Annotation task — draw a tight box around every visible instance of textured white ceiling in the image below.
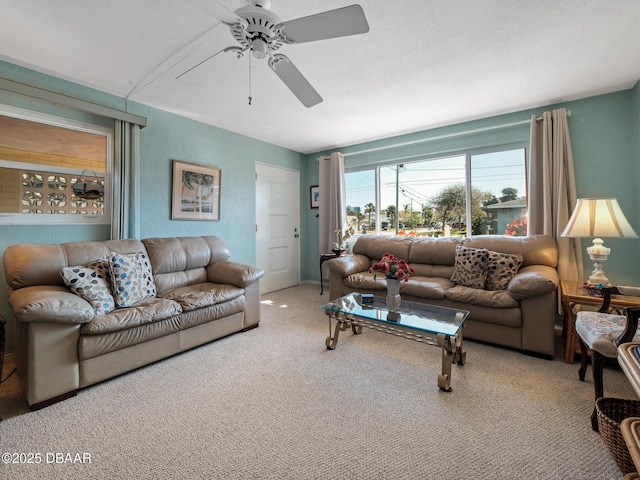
[1,0,639,154]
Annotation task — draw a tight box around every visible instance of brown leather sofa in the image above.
[3,235,263,409]
[326,235,558,357]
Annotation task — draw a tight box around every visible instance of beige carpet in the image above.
[0,283,636,479]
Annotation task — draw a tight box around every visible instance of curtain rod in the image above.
[319,110,571,159]
[0,77,147,127]
[534,110,571,122]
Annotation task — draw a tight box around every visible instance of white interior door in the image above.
[255,163,300,294]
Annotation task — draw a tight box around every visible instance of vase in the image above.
[385,278,401,313]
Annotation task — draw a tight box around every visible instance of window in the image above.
[345,169,375,234]
[470,149,527,236]
[0,107,112,224]
[344,146,527,239]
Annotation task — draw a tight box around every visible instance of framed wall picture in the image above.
[310,185,320,209]
[171,160,221,221]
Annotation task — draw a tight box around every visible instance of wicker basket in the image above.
[596,397,640,474]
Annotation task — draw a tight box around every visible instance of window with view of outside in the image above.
[344,147,527,241]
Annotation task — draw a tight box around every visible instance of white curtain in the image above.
[318,152,346,255]
[111,120,141,240]
[528,107,582,282]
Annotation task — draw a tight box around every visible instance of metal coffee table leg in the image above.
[437,332,465,392]
[325,313,361,349]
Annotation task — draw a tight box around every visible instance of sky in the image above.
[345,148,526,213]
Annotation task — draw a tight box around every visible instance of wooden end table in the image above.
[319,251,343,295]
[561,280,640,364]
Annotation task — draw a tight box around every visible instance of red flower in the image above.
[369,253,415,282]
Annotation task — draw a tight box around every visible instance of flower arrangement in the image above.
[369,252,415,282]
[333,224,355,250]
[505,214,528,236]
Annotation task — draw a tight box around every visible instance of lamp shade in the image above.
[561,198,638,238]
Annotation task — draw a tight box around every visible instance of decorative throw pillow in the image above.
[61,259,116,315]
[108,251,156,308]
[485,250,524,291]
[450,245,489,289]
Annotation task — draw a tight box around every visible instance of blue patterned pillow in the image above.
[61,259,116,315]
[108,251,156,308]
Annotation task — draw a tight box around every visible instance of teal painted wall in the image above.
[568,91,638,287]
[302,91,640,288]
[0,60,304,353]
[127,102,304,259]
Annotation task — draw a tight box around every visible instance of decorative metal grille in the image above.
[19,169,104,215]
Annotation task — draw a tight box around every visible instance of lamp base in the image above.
[587,241,610,286]
[588,272,610,286]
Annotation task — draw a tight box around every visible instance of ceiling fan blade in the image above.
[268,54,322,108]
[280,4,369,44]
[187,0,246,25]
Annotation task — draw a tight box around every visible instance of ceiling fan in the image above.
[181,0,370,107]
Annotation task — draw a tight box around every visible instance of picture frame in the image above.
[171,160,221,221]
[310,185,320,209]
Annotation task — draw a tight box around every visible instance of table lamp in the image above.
[561,198,638,285]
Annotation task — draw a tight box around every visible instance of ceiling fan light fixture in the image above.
[251,37,268,59]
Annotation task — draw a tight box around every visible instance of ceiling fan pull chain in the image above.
[248,54,253,106]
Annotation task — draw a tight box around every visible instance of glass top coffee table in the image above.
[321,293,469,392]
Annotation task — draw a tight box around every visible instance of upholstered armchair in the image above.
[576,286,640,430]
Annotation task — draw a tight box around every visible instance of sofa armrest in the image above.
[9,285,94,324]
[207,260,264,288]
[507,265,558,300]
[325,254,370,278]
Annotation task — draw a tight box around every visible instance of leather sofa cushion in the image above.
[463,235,557,268]
[446,285,519,308]
[3,239,145,289]
[399,276,451,300]
[79,316,181,360]
[408,236,462,265]
[344,272,386,291]
[153,268,208,295]
[180,295,246,330]
[352,235,412,264]
[344,273,452,300]
[80,297,182,335]
[158,283,244,312]
[9,285,94,324]
[207,260,264,288]
[507,265,558,299]
[142,236,230,274]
